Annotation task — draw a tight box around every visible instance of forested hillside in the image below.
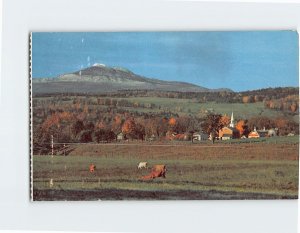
[32,86,299,154]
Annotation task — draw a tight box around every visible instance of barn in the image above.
[248,131,260,138]
[192,132,209,141]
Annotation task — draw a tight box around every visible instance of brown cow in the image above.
[141,173,154,181]
[141,164,167,180]
[152,164,167,178]
[89,164,96,173]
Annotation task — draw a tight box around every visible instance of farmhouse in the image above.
[117,132,125,141]
[192,132,209,141]
[248,127,277,138]
[148,134,156,141]
[257,127,269,137]
[267,128,277,137]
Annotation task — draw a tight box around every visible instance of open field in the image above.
[33,96,297,120]
[33,137,299,200]
[108,97,284,118]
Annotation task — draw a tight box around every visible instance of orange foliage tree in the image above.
[220,115,230,127]
[112,115,123,133]
[168,117,177,132]
[168,117,176,126]
[42,112,74,131]
[236,120,246,136]
[122,118,137,139]
[274,117,288,129]
[242,95,254,103]
[41,111,75,143]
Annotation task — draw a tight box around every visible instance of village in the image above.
[115,112,292,144]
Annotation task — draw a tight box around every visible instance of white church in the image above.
[218,112,239,140]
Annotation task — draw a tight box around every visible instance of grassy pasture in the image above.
[34,96,294,119]
[95,96,291,119]
[33,138,299,200]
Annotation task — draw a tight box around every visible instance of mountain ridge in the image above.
[32,64,233,94]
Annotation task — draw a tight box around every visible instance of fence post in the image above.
[51,135,54,157]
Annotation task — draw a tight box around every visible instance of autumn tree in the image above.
[33,125,52,155]
[174,116,194,133]
[168,117,177,131]
[42,113,60,132]
[85,121,95,131]
[274,117,298,136]
[41,112,75,143]
[78,130,93,143]
[112,115,123,134]
[93,129,116,142]
[122,118,137,139]
[242,96,254,103]
[247,116,275,130]
[201,114,224,143]
[135,123,146,140]
[235,120,249,136]
[71,120,84,139]
[220,114,230,127]
[144,118,157,138]
[157,117,169,137]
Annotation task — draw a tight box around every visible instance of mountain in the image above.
[32,64,232,94]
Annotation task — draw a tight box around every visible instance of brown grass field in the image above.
[32,137,299,201]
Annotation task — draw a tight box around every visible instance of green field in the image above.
[34,96,296,120]
[33,137,299,200]
[96,97,292,119]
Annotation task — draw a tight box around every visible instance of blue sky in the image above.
[32,31,299,91]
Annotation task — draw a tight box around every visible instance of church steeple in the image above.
[229,112,234,127]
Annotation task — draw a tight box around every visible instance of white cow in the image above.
[137,162,148,169]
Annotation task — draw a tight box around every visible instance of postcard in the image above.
[30,31,299,200]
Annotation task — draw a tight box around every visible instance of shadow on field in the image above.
[33,189,297,201]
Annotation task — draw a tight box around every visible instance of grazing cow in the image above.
[152,164,167,178]
[141,174,152,180]
[89,164,96,173]
[141,170,161,180]
[141,164,167,180]
[138,162,148,169]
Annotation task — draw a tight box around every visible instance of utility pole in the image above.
[50,135,54,188]
[51,135,54,157]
